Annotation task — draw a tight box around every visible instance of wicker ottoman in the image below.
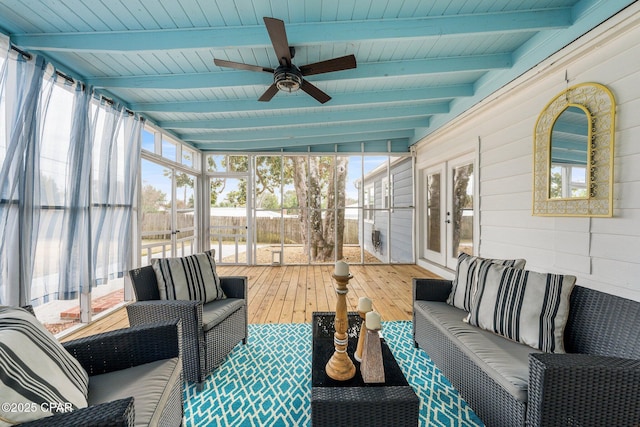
[311,312,419,427]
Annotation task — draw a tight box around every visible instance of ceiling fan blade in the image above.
[258,83,279,102]
[300,79,331,104]
[263,17,292,67]
[299,55,357,76]
[214,58,273,73]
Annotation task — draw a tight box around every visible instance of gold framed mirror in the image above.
[533,83,615,216]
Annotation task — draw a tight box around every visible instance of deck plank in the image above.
[60,264,440,341]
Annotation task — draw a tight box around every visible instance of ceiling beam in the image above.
[86,54,511,89]
[11,9,572,52]
[195,137,410,152]
[179,117,426,142]
[190,131,413,150]
[131,84,470,113]
[158,104,447,130]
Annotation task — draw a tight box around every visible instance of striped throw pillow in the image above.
[447,253,526,312]
[469,263,576,353]
[152,252,226,303]
[0,306,89,425]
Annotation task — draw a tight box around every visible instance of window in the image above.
[141,127,155,152]
[382,177,392,209]
[550,164,587,198]
[161,138,177,162]
[182,147,196,168]
[364,184,375,222]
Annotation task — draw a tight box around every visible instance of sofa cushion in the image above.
[447,253,526,311]
[415,300,540,402]
[0,306,89,425]
[152,252,226,304]
[87,358,181,427]
[469,263,576,353]
[202,298,245,332]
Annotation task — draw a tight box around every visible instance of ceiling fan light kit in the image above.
[213,17,357,104]
[274,65,302,92]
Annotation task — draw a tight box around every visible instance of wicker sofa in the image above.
[413,278,640,427]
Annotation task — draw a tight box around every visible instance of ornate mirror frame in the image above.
[533,82,615,217]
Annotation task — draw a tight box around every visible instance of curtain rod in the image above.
[10,44,31,60]
[9,44,137,118]
[10,44,76,86]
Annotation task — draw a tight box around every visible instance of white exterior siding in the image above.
[415,6,640,301]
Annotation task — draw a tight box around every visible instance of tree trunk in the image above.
[292,157,311,255]
[331,157,348,260]
[308,156,325,260]
[292,156,348,262]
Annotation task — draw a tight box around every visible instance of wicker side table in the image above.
[311,312,419,427]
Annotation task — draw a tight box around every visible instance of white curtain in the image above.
[0,37,141,306]
[90,101,141,288]
[0,40,55,306]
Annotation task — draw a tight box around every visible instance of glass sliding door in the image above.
[140,158,198,265]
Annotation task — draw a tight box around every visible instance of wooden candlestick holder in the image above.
[361,327,385,383]
[325,273,356,381]
[354,310,370,362]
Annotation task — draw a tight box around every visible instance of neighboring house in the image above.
[356,156,413,263]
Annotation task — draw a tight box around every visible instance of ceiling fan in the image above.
[213,17,357,104]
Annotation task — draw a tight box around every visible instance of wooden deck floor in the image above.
[61,264,439,342]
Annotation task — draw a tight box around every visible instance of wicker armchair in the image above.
[18,319,183,427]
[127,264,248,390]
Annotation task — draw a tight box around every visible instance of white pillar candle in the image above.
[357,297,372,312]
[335,260,349,276]
[366,311,382,330]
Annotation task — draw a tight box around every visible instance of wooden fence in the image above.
[142,212,360,244]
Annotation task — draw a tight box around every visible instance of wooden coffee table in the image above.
[311,311,419,427]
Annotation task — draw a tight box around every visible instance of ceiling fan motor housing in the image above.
[274,65,303,92]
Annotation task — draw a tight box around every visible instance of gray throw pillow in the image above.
[152,252,226,303]
[0,306,89,425]
[447,253,526,312]
[469,262,576,353]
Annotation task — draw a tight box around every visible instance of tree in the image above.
[163,169,193,207]
[218,155,348,261]
[203,154,349,261]
[258,193,279,210]
[283,190,299,209]
[287,156,348,261]
[141,184,167,213]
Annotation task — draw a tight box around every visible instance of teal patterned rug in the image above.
[184,321,484,426]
